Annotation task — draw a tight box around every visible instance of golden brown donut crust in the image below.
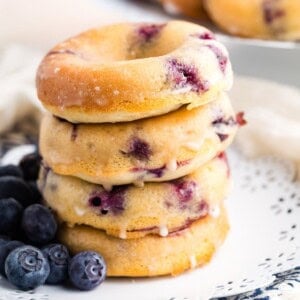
[36,21,233,123]
[40,155,230,239]
[58,205,229,277]
[39,94,237,186]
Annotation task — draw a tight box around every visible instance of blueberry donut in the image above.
[40,155,229,239]
[36,21,233,123]
[59,205,228,276]
[158,0,206,19]
[39,93,237,186]
[204,0,300,40]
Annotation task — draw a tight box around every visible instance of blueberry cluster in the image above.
[0,152,106,291]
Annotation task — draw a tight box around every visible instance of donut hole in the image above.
[76,24,193,62]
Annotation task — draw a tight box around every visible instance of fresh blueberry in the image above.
[27,181,42,203]
[69,251,106,290]
[0,198,23,234]
[0,176,32,207]
[0,240,24,275]
[22,204,57,245]
[5,245,50,291]
[19,152,41,181]
[0,165,23,178]
[42,244,69,284]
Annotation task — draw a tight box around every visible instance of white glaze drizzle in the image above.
[74,206,86,216]
[102,182,112,192]
[163,1,181,15]
[184,141,202,152]
[209,205,220,218]
[189,255,197,269]
[119,228,127,239]
[159,225,169,237]
[133,180,144,188]
[166,159,177,172]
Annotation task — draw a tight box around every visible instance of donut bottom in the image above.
[58,206,229,277]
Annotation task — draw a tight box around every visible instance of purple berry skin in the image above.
[0,176,33,207]
[262,0,285,24]
[192,31,215,40]
[0,198,23,234]
[19,152,41,181]
[5,245,50,291]
[167,58,209,93]
[147,166,165,178]
[21,204,57,245]
[89,186,127,215]
[0,165,23,178]
[173,180,196,206]
[122,137,152,161]
[138,24,165,43]
[0,240,24,276]
[42,243,69,284]
[69,251,106,291]
[71,124,78,141]
[216,133,229,142]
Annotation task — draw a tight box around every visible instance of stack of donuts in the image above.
[36,21,241,277]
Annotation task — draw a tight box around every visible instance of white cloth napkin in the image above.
[230,76,300,177]
[0,44,43,133]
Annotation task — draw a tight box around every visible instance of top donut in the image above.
[36,21,233,123]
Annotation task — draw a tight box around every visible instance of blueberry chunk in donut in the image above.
[130,165,166,178]
[172,180,197,205]
[166,58,209,93]
[216,133,229,142]
[192,31,215,40]
[212,114,237,142]
[206,45,227,73]
[88,186,127,215]
[262,0,285,24]
[147,166,166,178]
[121,137,152,161]
[137,23,166,43]
[70,124,78,141]
[212,115,236,127]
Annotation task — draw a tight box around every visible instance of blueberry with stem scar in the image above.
[5,246,50,291]
[69,251,106,291]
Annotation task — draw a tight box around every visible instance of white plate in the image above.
[0,146,299,300]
